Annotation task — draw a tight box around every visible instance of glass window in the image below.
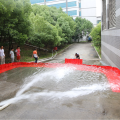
[68,1,76,7]
[30,0,44,4]
[48,3,66,8]
[79,3,81,8]
[68,10,77,16]
[97,20,101,24]
[79,11,81,16]
[46,0,55,1]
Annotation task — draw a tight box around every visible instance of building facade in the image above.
[101,0,120,69]
[30,0,101,26]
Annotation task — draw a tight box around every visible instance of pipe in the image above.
[0,103,11,111]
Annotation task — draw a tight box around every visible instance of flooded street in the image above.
[0,43,120,119]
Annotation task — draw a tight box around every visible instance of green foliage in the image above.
[29,4,76,47]
[74,17,93,41]
[0,1,76,49]
[90,22,101,48]
[0,0,32,49]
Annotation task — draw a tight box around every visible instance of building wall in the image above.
[30,0,101,25]
[80,0,97,26]
[101,0,120,69]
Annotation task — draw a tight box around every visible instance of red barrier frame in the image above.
[0,62,120,92]
[65,58,83,64]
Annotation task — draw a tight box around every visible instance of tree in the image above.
[0,0,76,52]
[0,0,32,50]
[74,17,93,42]
[29,12,61,48]
[90,22,101,48]
[30,4,76,47]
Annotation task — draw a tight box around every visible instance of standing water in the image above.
[0,67,120,120]
[0,66,110,107]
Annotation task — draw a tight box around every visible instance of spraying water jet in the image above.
[0,59,120,111]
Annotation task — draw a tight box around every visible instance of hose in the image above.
[0,103,11,111]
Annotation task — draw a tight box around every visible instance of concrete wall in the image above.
[81,0,96,8]
[81,0,97,26]
[101,0,120,69]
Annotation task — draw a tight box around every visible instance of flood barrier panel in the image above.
[0,62,120,92]
[65,58,83,64]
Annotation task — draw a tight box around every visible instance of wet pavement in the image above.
[0,43,120,119]
[44,43,102,66]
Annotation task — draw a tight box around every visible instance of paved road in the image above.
[47,43,100,64]
[0,43,120,119]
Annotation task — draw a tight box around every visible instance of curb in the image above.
[37,44,72,62]
[37,52,57,62]
[57,44,72,55]
[93,46,101,60]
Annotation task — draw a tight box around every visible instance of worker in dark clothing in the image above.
[75,53,80,59]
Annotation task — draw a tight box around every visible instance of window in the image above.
[68,1,76,7]
[79,3,81,8]
[109,0,116,28]
[97,20,101,24]
[30,0,44,4]
[68,10,77,16]
[79,11,81,16]
[48,3,66,8]
[46,0,55,1]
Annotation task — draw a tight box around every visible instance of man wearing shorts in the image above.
[15,46,21,62]
[32,48,39,63]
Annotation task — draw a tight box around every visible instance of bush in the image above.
[90,22,101,48]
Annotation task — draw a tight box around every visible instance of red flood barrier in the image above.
[65,58,83,64]
[0,61,120,93]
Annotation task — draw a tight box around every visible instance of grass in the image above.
[79,40,88,43]
[20,44,71,62]
[5,44,71,63]
[73,40,88,43]
[94,46,101,58]
[57,44,71,54]
[20,49,52,62]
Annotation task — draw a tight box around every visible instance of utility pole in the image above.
[66,0,68,14]
[44,0,46,5]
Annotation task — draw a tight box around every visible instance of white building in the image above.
[30,0,101,26]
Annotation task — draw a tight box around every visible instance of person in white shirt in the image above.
[0,46,5,64]
[0,48,1,64]
[10,48,14,63]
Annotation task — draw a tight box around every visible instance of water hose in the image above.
[0,103,11,111]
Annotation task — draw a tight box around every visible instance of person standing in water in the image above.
[75,53,80,59]
[15,46,21,62]
[32,48,39,63]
